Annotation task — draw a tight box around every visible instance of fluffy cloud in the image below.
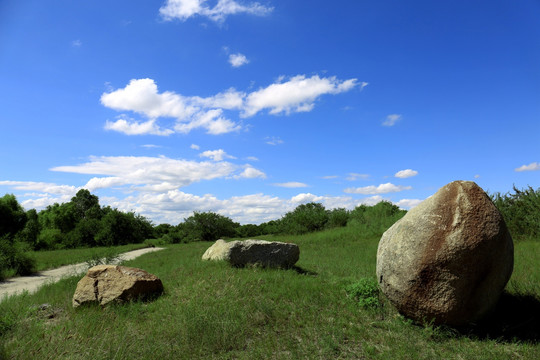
[159,0,273,22]
[229,53,249,67]
[0,181,77,195]
[101,75,359,136]
[242,75,359,117]
[105,117,174,136]
[233,167,267,179]
[273,182,309,188]
[382,114,402,126]
[515,162,540,172]
[394,169,418,178]
[395,198,423,209]
[344,182,412,195]
[200,149,236,161]
[50,155,263,191]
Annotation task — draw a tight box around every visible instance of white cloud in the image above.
[104,116,174,136]
[234,166,267,179]
[101,76,360,136]
[344,182,412,195]
[265,136,283,145]
[394,169,418,178]
[382,114,402,127]
[50,155,262,191]
[0,181,77,195]
[159,0,273,23]
[273,182,309,188]
[396,198,423,209]
[229,53,249,67]
[474,174,481,179]
[101,78,196,120]
[71,39,82,47]
[246,156,259,161]
[141,144,162,149]
[515,162,540,172]
[346,173,370,181]
[243,75,359,117]
[174,109,241,135]
[321,175,338,179]
[199,149,236,161]
[190,144,200,150]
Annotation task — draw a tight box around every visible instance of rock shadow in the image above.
[457,291,540,343]
[291,265,318,276]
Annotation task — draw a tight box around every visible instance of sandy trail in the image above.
[0,247,165,300]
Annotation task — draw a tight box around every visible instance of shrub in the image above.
[348,201,406,237]
[326,208,350,229]
[280,203,329,235]
[346,278,381,308]
[491,185,540,240]
[181,212,239,242]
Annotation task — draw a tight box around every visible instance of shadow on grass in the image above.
[291,265,318,276]
[459,291,540,343]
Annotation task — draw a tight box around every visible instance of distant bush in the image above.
[280,203,329,235]
[180,211,239,242]
[326,208,350,229]
[491,185,540,240]
[348,201,406,237]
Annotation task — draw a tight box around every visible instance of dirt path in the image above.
[0,247,165,300]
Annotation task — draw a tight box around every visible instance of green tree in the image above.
[280,202,329,235]
[16,209,40,249]
[0,194,27,238]
[182,211,239,242]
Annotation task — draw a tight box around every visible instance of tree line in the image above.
[2,185,538,278]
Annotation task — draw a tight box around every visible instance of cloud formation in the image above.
[242,75,359,117]
[159,0,273,23]
[101,76,359,136]
[229,53,249,67]
[50,155,264,192]
[273,182,309,188]
[200,149,236,161]
[344,182,412,195]
[382,114,402,126]
[394,169,418,178]
[515,162,540,172]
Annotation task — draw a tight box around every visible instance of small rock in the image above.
[376,180,514,326]
[72,265,163,308]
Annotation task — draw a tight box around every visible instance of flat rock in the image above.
[72,265,163,307]
[202,239,300,268]
[376,180,514,326]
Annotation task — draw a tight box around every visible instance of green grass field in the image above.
[1,226,538,359]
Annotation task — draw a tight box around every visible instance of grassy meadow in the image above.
[0,226,539,359]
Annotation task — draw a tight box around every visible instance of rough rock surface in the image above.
[376,180,514,326]
[72,265,163,307]
[202,239,300,268]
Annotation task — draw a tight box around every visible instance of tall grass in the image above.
[1,224,538,359]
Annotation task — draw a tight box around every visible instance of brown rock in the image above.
[376,180,514,326]
[72,265,163,307]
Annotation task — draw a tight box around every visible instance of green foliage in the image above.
[0,235,36,278]
[95,209,153,246]
[491,185,540,240]
[326,207,350,229]
[280,202,329,235]
[348,201,406,237]
[346,278,381,308]
[181,211,239,242]
[0,194,27,238]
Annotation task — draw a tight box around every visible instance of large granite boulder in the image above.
[376,181,514,326]
[202,239,300,268]
[72,265,163,308]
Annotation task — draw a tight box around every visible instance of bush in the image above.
[181,212,239,242]
[280,203,329,235]
[491,186,540,240]
[348,201,406,237]
[346,278,381,308]
[326,208,350,229]
[0,236,36,278]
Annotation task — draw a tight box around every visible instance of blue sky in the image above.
[1,0,539,225]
